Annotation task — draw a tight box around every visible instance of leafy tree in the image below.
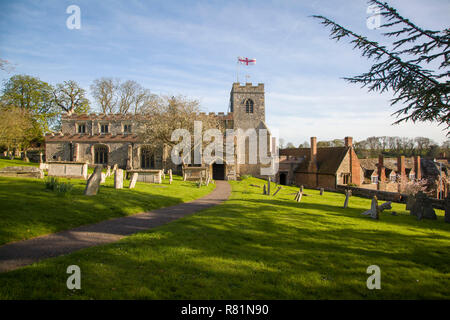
[1,74,57,133]
[53,80,90,115]
[0,105,38,159]
[286,142,295,148]
[313,0,450,132]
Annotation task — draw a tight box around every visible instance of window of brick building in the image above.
[78,124,86,134]
[124,124,132,134]
[371,176,378,184]
[343,173,350,185]
[245,99,254,113]
[100,124,109,134]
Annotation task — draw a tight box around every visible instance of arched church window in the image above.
[94,145,108,164]
[141,146,155,169]
[245,99,254,113]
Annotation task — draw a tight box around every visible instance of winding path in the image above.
[0,181,231,273]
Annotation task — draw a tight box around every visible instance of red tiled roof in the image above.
[44,133,139,142]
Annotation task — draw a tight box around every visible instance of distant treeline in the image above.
[282,136,449,159]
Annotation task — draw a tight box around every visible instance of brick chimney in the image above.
[309,136,318,172]
[378,154,386,182]
[397,156,406,181]
[344,136,353,148]
[414,155,421,180]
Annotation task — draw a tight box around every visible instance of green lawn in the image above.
[0,177,449,299]
[0,158,39,169]
[0,173,215,245]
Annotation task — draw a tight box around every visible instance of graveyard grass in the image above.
[0,177,449,299]
[0,166,215,245]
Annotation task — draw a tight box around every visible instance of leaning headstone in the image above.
[129,172,138,189]
[343,190,352,208]
[105,166,111,177]
[320,188,324,196]
[411,191,437,220]
[169,169,173,185]
[362,196,379,219]
[114,169,123,189]
[296,191,303,203]
[273,186,282,196]
[84,166,102,196]
[445,196,450,223]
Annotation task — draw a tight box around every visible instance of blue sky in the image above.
[0,0,448,145]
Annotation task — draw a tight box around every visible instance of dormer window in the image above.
[245,99,254,113]
[124,124,132,134]
[371,175,378,184]
[78,124,86,134]
[100,124,109,134]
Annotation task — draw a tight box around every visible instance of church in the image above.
[44,82,273,180]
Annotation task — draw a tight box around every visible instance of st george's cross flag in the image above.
[238,57,256,65]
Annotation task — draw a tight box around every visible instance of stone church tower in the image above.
[229,82,265,130]
[229,83,271,177]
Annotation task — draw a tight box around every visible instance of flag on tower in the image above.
[238,57,256,65]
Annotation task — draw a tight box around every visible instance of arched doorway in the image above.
[279,172,287,185]
[212,162,225,180]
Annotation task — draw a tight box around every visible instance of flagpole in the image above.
[236,58,239,83]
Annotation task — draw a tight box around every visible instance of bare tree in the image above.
[90,77,119,113]
[139,95,223,164]
[118,80,140,114]
[53,80,90,115]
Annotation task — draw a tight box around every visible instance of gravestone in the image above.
[105,166,111,177]
[101,172,106,184]
[300,185,304,193]
[343,190,352,208]
[84,166,102,196]
[406,195,416,211]
[296,191,303,203]
[445,196,450,223]
[410,191,436,220]
[112,164,118,173]
[114,169,123,189]
[267,177,271,195]
[362,196,379,220]
[169,169,173,184]
[273,186,282,196]
[129,173,138,189]
[263,184,267,195]
[320,188,324,196]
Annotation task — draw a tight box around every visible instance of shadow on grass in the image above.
[1,202,449,299]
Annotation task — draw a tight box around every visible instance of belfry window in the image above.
[245,99,254,113]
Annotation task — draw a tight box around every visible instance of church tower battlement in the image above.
[229,82,265,130]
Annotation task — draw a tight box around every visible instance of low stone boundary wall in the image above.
[336,185,445,210]
[47,161,88,180]
[0,166,43,179]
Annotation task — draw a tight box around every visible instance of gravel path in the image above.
[0,181,231,273]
